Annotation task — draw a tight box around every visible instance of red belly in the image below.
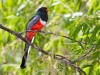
[26,21,44,41]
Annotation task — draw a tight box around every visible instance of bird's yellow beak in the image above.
[46,9,49,12]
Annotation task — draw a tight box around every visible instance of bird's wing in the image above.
[26,15,40,30]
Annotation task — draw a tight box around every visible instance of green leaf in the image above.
[71,23,84,40]
[90,26,100,46]
[95,39,100,49]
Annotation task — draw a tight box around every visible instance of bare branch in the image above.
[0,24,86,75]
[0,24,49,55]
[18,30,87,45]
[55,55,86,75]
[72,44,95,63]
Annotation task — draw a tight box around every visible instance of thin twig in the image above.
[55,55,86,75]
[0,24,86,75]
[19,30,87,45]
[72,44,95,63]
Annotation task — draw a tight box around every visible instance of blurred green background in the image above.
[0,0,100,75]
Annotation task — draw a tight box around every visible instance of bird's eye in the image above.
[42,8,44,10]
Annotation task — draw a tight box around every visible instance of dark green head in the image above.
[36,7,48,22]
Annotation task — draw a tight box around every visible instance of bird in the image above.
[20,7,49,69]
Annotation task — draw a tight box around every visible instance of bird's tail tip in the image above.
[20,64,26,69]
[20,56,26,69]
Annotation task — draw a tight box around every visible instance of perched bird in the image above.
[20,7,49,69]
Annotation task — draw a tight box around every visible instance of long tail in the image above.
[20,43,30,69]
[20,37,34,69]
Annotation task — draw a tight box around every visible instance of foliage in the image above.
[0,0,100,75]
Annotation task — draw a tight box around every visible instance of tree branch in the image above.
[72,44,95,63]
[0,24,86,75]
[19,30,87,45]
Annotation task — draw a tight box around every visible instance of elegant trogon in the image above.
[20,7,49,69]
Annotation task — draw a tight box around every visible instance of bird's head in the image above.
[36,7,49,22]
[37,7,49,14]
